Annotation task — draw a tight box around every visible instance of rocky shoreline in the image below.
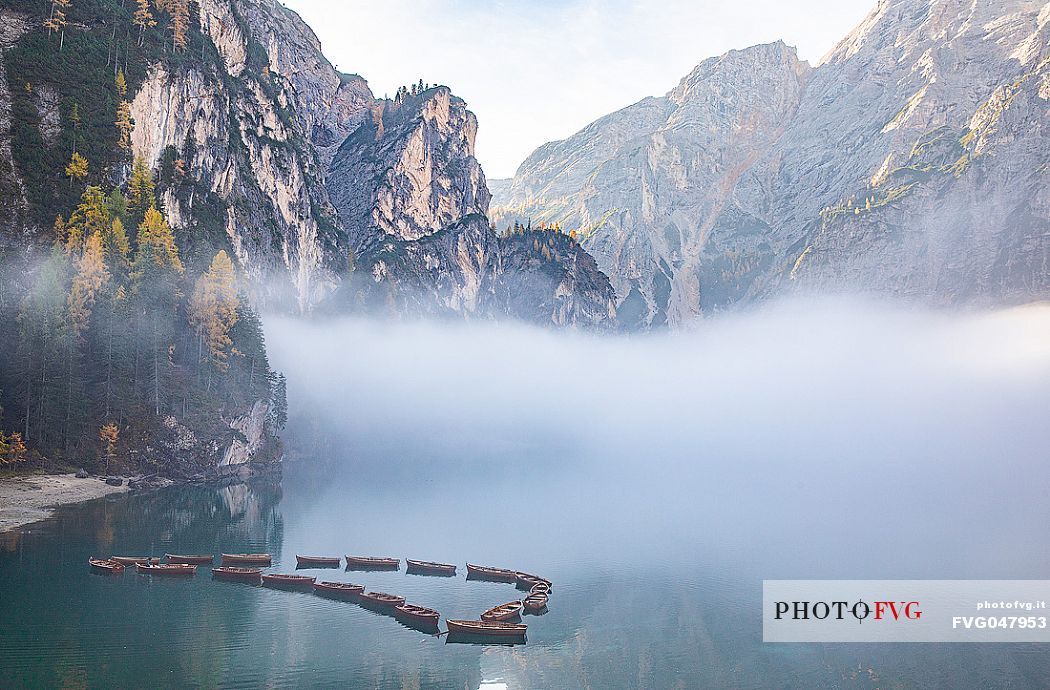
[0,473,169,533]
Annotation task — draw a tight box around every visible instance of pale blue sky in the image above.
[282,0,876,178]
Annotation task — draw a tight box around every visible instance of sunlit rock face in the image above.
[121,0,611,325]
[327,88,617,327]
[125,0,374,312]
[496,230,618,328]
[493,41,810,328]
[328,87,490,248]
[494,0,1050,327]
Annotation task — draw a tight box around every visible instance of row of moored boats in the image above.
[88,554,552,640]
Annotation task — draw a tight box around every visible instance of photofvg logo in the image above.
[763,581,1050,642]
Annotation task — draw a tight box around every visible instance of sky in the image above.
[281,0,877,179]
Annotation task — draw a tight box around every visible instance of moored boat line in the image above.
[85,549,553,643]
[166,554,214,565]
[212,567,263,583]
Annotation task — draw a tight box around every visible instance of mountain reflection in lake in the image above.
[3,299,1050,688]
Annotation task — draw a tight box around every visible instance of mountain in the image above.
[0,0,617,474]
[493,0,1050,327]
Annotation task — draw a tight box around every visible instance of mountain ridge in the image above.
[493,0,1050,326]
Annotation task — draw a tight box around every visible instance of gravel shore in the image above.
[0,474,130,533]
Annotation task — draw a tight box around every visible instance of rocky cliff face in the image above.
[128,0,377,312]
[0,0,617,327]
[494,42,810,328]
[327,87,616,327]
[494,0,1050,326]
[496,228,617,327]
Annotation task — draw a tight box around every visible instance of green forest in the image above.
[0,0,285,475]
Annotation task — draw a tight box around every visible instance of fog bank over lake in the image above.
[265,298,1050,578]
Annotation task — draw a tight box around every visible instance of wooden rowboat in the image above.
[446,619,527,637]
[465,563,518,582]
[529,582,552,596]
[394,603,440,625]
[523,592,549,612]
[89,558,125,573]
[345,555,399,569]
[358,591,406,607]
[406,559,456,576]
[221,553,272,565]
[515,572,552,591]
[212,567,263,583]
[481,601,524,622]
[313,581,364,599]
[112,556,158,566]
[137,562,196,575]
[166,554,214,565]
[262,573,316,590]
[296,555,341,567]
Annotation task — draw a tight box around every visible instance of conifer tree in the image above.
[137,206,183,273]
[65,152,88,184]
[67,232,110,338]
[127,158,156,222]
[116,101,134,151]
[45,0,72,50]
[171,0,190,51]
[133,0,156,46]
[190,250,239,370]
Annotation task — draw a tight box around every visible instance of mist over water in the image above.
[265,297,1050,580]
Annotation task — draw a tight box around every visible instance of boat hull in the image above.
[481,602,524,622]
[313,582,364,599]
[446,619,527,638]
[166,554,214,565]
[358,592,406,608]
[89,558,125,574]
[221,553,272,566]
[295,556,341,568]
[112,557,157,566]
[345,556,399,570]
[262,575,316,590]
[406,560,456,576]
[465,564,518,582]
[212,567,263,583]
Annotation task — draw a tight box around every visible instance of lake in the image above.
[3,303,1050,688]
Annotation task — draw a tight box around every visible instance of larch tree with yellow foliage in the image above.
[133,0,155,45]
[65,152,88,185]
[171,0,190,51]
[44,0,72,50]
[137,205,184,273]
[67,232,110,338]
[99,423,118,471]
[190,250,240,372]
[127,158,155,222]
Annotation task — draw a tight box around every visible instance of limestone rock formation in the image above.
[494,0,1050,326]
